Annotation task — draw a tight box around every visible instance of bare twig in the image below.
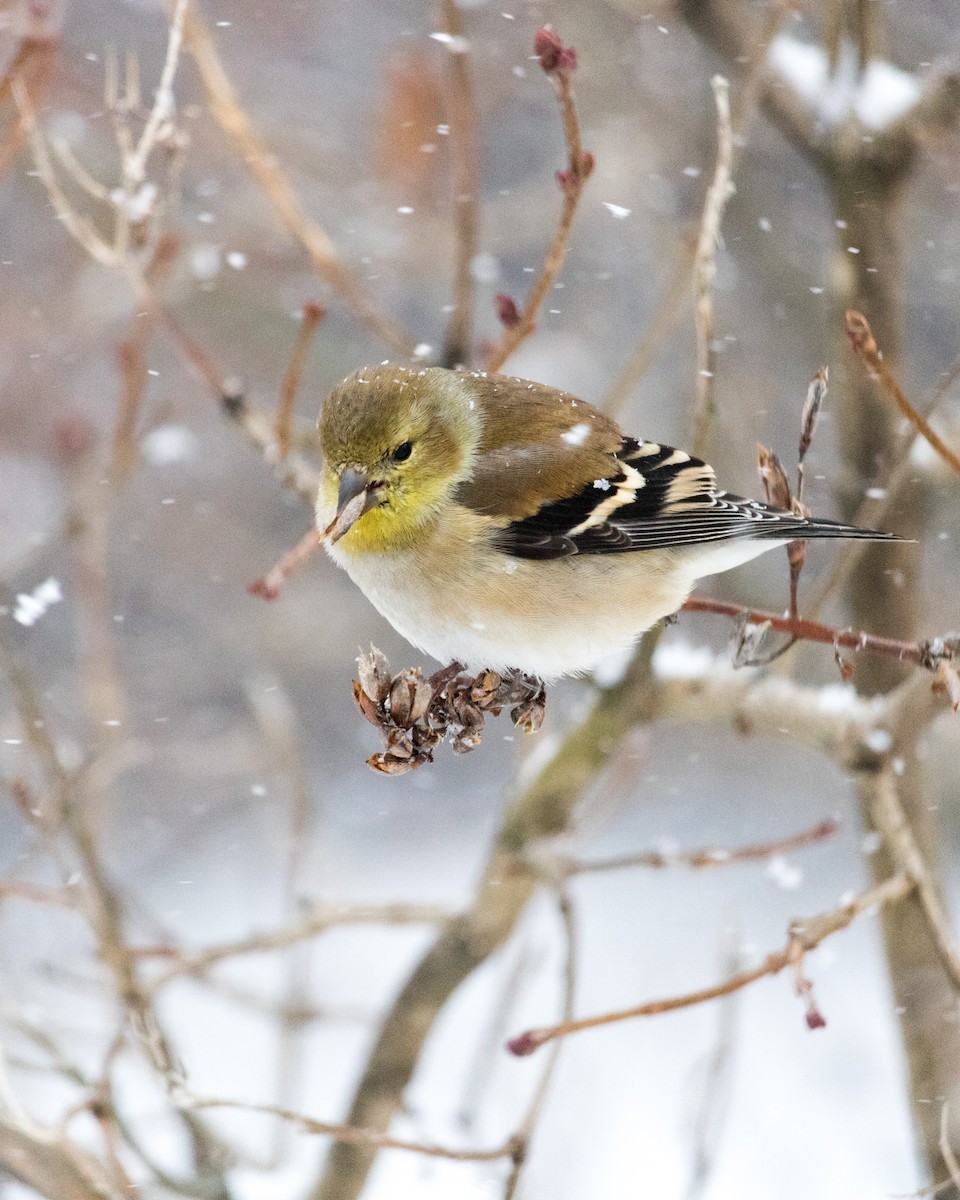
[0,36,57,184]
[0,878,74,907]
[506,873,914,1056]
[144,902,450,986]
[484,27,593,372]
[846,310,960,477]
[602,240,694,419]
[692,75,734,457]
[175,4,414,355]
[869,772,960,993]
[605,2,790,421]
[681,596,959,675]
[276,302,326,459]
[939,1104,960,1193]
[123,0,188,189]
[567,817,838,876]
[439,0,479,369]
[181,1093,517,1164]
[220,389,321,501]
[111,233,179,481]
[502,889,578,1200]
[247,527,321,601]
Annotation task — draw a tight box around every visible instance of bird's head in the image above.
[317,364,480,550]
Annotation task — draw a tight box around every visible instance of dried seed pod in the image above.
[352,680,383,727]
[385,727,414,758]
[357,646,392,703]
[408,674,433,724]
[471,670,502,706]
[756,443,792,512]
[799,368,827,464]
[512,696,545,734]
[388,672,417,726]
[368,752,416,775]
[453,729,483,754]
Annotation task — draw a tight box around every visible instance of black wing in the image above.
[490,438,897,560]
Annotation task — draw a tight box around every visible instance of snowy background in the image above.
[2,1,960,1198]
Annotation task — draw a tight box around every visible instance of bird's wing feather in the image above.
[452,374,624,520]
[482,437,896,560]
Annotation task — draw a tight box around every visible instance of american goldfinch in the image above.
[317,364,895,680]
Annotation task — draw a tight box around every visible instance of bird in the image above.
[316,364,897,681]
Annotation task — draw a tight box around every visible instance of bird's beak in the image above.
[322,467,383,544]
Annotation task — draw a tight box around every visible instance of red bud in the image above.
[496,294,520,328]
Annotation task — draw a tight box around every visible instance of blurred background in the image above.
[2,1,960,1197]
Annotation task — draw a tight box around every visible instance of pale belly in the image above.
[328,537,698,679]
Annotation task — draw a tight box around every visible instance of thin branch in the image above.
[0,36,57,185]
[175,4,414,355]
[506,873,914,1056]
[602,240,694,419]
[144,903,451,987]
[439,0,479,369]
[247,527,321,602]
[868,771,960,993]
[484,27,593,372]
[605,2,789,421]
[13,78,117,267]
[692,74,735,458]
[123,0,188,190]
[939,1104,960,1194]
[180,1094,517,1164]
[159,301,321,500]
[681,596,959,673]
[502,889,578,1200]
[275,302,326,460]
[794,355,960,626]
[567,817,838,876]
[0,878,75,907]
[111,233,179,481]
[219,389,320,501]
[846,310,960,476]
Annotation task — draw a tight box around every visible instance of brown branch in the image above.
[0,36,57,184]
[439,0,479,369]
[484,28,593,372]
[681,595,958,673]
[0,878,74,907]
[175,5,414,356]
[846,310,960,476]
[111,233,179,482]
[940,1104,960,1195]
[0,1121,123,1200]
[220,390,320,502]
[602,239,693,419]
[181,1094,517,1164]
[692,74,735,457]
[605,3,789,422]
[507,873,914,1056]
[869,771,960,993]
[276,302,326,460]
[567,817,838,876]
[144,903,451,987]
[502,889,577,1200]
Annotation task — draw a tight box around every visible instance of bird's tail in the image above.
[750,513,903,542]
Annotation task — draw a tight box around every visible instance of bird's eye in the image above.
[391,441,414,463]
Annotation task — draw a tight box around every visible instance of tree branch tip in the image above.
[495,293,520,327]
[506,1029,548,1057]
[534,26,577,77]
[805,1007,828,1030]
[247,576,282,602]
